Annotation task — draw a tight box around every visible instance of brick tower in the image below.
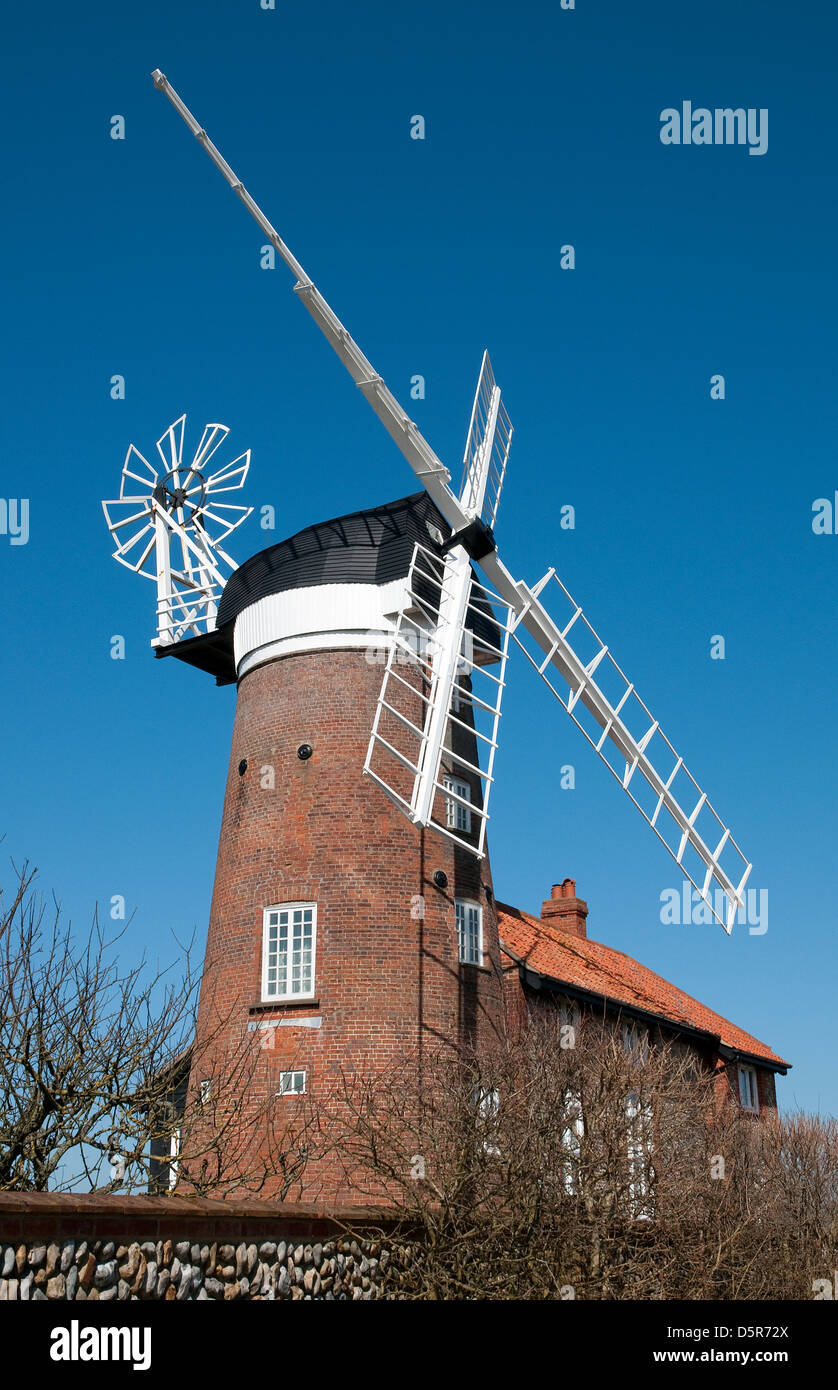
[176,493,505,1201]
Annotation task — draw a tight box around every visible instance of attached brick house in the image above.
[499,878,789,1116]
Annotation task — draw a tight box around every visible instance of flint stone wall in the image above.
[0,1192,403,1301]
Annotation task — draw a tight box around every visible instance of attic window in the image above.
[738,1064,759,1113]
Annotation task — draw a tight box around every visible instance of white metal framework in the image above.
[509,567,752,933]
[363,348,512,856]
[460,351,513,530]
[363,542,510,858]
[101,414,252,646]
[151,71,753,934]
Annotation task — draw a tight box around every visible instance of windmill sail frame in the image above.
[364,541,511,859]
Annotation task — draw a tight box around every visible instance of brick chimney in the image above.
[541,877,588,940]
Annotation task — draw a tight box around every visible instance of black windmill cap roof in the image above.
[217,491,448,629]
[158,492,501,683]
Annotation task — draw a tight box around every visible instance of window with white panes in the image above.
[738,1064,759,1113]
[262,903,316,1002]
[278,1070,306,1096]
[443,775,472,833]
[456,899,482,965]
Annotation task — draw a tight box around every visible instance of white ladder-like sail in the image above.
[460,351,513,530]
[508,568,752,933]
[153,71,752,932]
[365,350,513,856]
[364,542,510,858]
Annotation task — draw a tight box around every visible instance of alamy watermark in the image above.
[660,882,767,935]
[660,103,768,157]
[363,627,474,670]
[51,1321,150,1369]
[0,499,29,546]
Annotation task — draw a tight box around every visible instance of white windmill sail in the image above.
[364,542,511,857]
[365,351,513,856]
[152,72,752,933]
[460,351,513,530]
[102,413,252,646]
[506,567,753,933]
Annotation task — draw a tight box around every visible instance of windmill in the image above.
[102,414,252,646]
[134,70,752,934]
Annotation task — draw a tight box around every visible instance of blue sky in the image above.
[1,0,835,1115]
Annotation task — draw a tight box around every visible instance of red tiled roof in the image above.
[497,902,790,1070]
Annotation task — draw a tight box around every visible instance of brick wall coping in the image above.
[0,1192,395,1243]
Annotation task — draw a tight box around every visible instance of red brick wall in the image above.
[193,647,505,1203]
[714,1055,778,1114]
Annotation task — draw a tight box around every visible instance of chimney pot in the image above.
[542,878,588,939]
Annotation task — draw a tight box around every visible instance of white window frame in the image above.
[278,1070,307,1096]
[443,775,472,833]
[455,898,483,966]
[168,1126,181,1191]
[262,902,317,1003]
[738,1064,760,1113]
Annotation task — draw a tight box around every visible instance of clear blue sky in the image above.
[1,0,835,1115]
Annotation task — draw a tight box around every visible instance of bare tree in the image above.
[314,1015,838,1300]
[0,861,316,1197]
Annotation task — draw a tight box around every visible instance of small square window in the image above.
[278,1070,306,1096]
[456,899,483,966]
[443,776,472,833]
[738,1064,759,1113]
